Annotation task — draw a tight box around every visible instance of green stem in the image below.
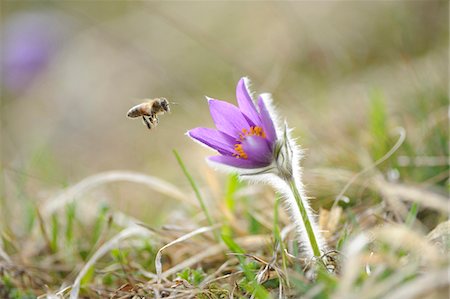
[287,178,321,257]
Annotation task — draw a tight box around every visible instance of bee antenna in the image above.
[170,102,178,105]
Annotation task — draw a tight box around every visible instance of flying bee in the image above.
[127,98,170,130]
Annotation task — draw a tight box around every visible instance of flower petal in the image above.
[236,77,261,125]
[208,155,269,169]
[208,98,250,137]
[258,96,277,144]
[187,127,235,155]
[240,135,273,164]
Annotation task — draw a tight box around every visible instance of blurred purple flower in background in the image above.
[2,11,72,94]
[188,78,278,169]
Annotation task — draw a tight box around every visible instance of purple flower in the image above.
[2,11,72,94]
[188,78,278,169]
[187,77,328,262]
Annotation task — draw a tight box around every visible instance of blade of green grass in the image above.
[50,213,59,252]
[34,205,53,253]
[273,196,289,287]
[65,202,76,244]
[221,228,271,298]
[221,226,252,279]
[369,88,389,161]
[91,204,109,246]
[405,202,419,227]
[173,149,218,241]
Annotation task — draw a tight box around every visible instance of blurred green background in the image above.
[1,1,448,231]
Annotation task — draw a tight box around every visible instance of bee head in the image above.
[160,98,170,112]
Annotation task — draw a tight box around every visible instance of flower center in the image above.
[233,126,266,159]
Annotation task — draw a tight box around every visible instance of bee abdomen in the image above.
[127,104,149,118]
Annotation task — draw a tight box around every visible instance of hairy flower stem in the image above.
[286,177,322,257]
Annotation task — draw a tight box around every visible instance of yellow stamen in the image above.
[233,126,266,159]
[238,126,266,141]
[234,144,248,159]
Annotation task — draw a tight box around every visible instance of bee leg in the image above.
[149,114,158,126]
[142,116,152,129]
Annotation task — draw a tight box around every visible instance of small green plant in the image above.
[177,267,206,286]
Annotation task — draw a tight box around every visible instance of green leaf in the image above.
[369,89,389,161]
[91,204,109,245]
[65,202,76,244]
[191,268,206,286]
[80,266,95,287]
[221,229,244,254]
[225,174,240,211]
[177,268,191,281]
[50,213,59,252]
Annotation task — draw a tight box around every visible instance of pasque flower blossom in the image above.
[188,78,277,170]
[187,77,328,262]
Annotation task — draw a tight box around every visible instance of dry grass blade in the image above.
[319,207,342,241]
[155,226,217,284]
[370,225,443,265]
[359,263,421,299]
[381,267,450,299]
[336,233,373,298]
[69,226,152,299]
[199,260,234,287]
[375,178,450,214]
[333,127,406,207]
[158,235,270,280]
[313,167,449,214]
[43,171,196,217]
[0,240,11,262]
[338,224,447,299]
